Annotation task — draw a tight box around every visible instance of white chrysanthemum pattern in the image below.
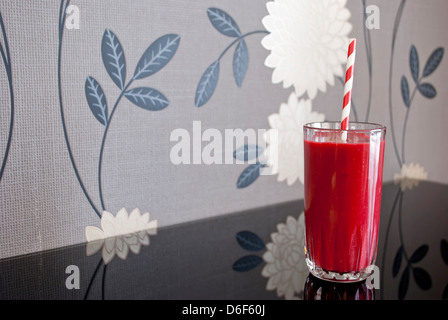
[264,92,325,185]
[262,212,307,300]
[394,163,428,191]
[261,0,352,99]
[85,208,158,264]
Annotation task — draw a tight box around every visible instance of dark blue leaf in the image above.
[207,8,241,37]
[236,231,265,251]
[232,255,263,272]
[233,145,263,162]
[124,87,169,111]
[133,34,180,80]
[101,29,126,90]
[443,284,448,299]
[422,47,444,77]
[233,39,249,87]
[392,246,403,278]
[401,76,410,108]
[195,60,219,107]
[409,45,419,83]
[236,162,265,189]
[441,239,448,265]
[418,83,437,98]
[399,267,410,300]
[85,76,108,126]
[409,244,429,263]
[412,267,432,290]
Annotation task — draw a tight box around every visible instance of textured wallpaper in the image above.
[0,0,447,259]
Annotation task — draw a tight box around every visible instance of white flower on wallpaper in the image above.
[261,0,352,99]
[85,208,158,264]
[264,92,325,186]
[262,212,307,300]
[394,163,428,191]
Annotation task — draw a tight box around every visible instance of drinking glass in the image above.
[303,122,386,282]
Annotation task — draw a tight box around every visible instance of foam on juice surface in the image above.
[310,131,371,144]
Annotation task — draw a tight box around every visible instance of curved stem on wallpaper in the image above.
[0,12,14,183]
[362,0,373,122]
[102,264,107,300]
[401,108,410,165]
[398,191,410,264]
[97,81,133,211]
[401,85,418,164]
[58,0,70,35]
[58,0,101,218]
[337,76,358,121]
[217,30,269,61]
[380,187,401,300]
[388,0,407,168]
[83,258,103,300]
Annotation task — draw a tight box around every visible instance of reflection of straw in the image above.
[341,38,357,141]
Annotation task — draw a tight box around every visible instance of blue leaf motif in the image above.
[399,267,410,300]
[233,145,263,162]
[101,29,126,90]
[133,34,180,80]
[409,45,419,83]
[124,87,169,111]
[401,76,410,108]
[392,246,403,278]
[412,267,432,290]
[418,83,437,98]
[422,47,444,77]
[207,8,241,38]
[409,244,429,263]
[441,239,448,265]
[236,162,265,189]
[85,76,108,126]
[233,39,249,87]
[232,255,263,272]
[236,231,265,251]
[443,284,448,299]
[195,60,219,107]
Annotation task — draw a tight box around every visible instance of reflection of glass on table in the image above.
[303,273,375,300]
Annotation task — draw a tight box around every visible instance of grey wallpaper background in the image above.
[0,0,447,259]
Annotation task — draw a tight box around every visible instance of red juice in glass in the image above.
[303,122,386,282]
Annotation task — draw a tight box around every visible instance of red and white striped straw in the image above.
[341,38,357,131]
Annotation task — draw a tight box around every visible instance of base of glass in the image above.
[306,257,374,283]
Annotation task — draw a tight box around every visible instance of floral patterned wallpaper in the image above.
[0,0,447,260]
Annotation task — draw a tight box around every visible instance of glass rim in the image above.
[303,121,386,133]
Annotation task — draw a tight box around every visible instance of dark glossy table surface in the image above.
[1,181,447,300]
